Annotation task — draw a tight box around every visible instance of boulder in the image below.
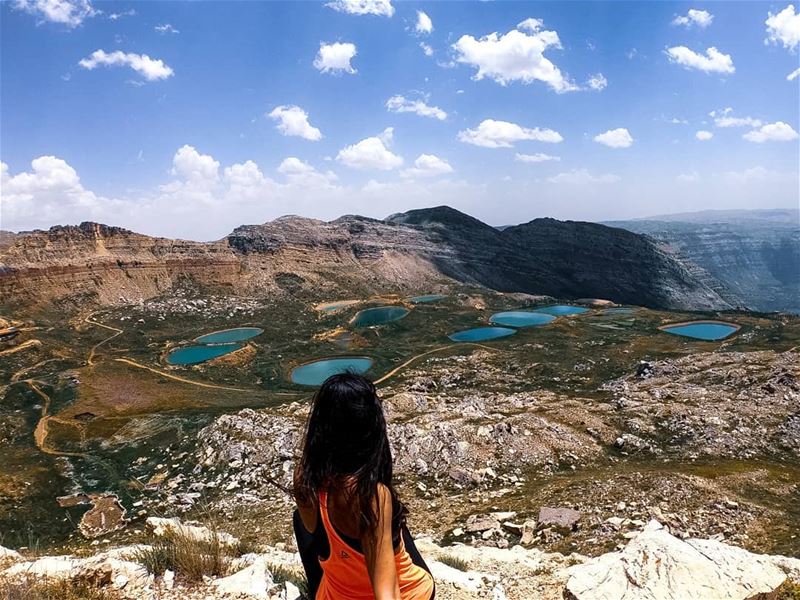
[212,556,273,599]
[537,507,581,532]
[465,513,501,533]
[565,520,795,600]
[146,516,240,547]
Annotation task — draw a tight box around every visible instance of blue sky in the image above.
[1,0,799,240]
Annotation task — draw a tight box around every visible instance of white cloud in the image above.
[108,8,135,20]
[742,121,799,142]
[515,152,560,163]
[326,0,393,17]
[313,42,357,75]
[709,107,762,128]
[677,172,701,183]
[78,49,174,81]
[277,157,337,187]
[458,119,563,148]
[12,0,97,28]
[666,46,735,74]
[672,9,714,28]
[415,11,432,34]
[267,105,322,141]
[155,23,179,34]
[586,73,607,91]
[0,156,110,229]
[419,42,433,57]
[452,19,578,92]
[385,95,447,120]
[695,130,713,141]
[765,4,800,51]
[547,169,620,184]
[593,128,634,148]
[722,166,789,184]
[401,154,453,178]
[171,145,220,182]
[336,128,403,170]
[788,67,800,80]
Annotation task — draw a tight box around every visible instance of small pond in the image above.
[410,294,446,304]
[489,311,556,328]
[660,321,740,341]
[448,326,517,342]
[166,343,243,365]
[534,305,590,316]
[351,306,410,327]
[290,357,375,386]
[194,327,264,344]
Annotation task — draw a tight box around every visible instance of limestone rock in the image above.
[212,556,273,599]
[565,520,792,600]
[146,516,240,547]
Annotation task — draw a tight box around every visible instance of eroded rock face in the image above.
[565,521,799,600]
[0,207,734,312]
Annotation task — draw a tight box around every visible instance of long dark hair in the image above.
[295,372,407,541]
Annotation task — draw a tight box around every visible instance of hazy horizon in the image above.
[1,1,799,239]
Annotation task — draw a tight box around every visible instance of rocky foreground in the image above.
[1,516,798,600]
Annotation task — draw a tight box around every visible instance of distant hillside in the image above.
[606,209,800,312]
[0,206,734,312]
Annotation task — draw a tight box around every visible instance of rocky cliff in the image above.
[607,209,800,313]
[0,207,734,312]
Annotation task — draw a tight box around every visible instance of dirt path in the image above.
[28,380,87,458]
[85,314,123,366]
[113,358,251,392]
[0,339,42,356]
[374,343,500,384]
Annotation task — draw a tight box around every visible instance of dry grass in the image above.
[267,561,309,598]
[0,577,117,600]
[437,554,470,572]
[132,527,233,581]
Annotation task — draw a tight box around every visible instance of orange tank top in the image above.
[315,490,434,600]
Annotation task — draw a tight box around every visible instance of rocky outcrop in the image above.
[2,518,798,600]
[565,520,800,600]
[0,207,734,312]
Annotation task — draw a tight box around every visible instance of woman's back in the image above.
[292,373,435,600]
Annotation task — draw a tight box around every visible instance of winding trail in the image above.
[28,380,87,458]
[85,313,123,366]
[374,342,499,385]
[113,358,251,392]
[0,339,42,356]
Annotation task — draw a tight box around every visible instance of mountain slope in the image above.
[0,207,734,312]
[607,209,800,312]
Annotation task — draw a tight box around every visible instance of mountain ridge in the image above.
[0,206,735,312]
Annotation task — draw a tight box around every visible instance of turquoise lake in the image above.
[194,327,264,344]
[661,322,739,341]
[351,306,410,327]
[489,311,556,328]
[448,327,517,342]
[410,294,446,304]
[166,343,243,365]
[534,305,590,316]
[291,357,374,386]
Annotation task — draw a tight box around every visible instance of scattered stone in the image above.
[537,507,581,532]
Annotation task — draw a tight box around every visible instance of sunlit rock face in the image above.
[1,207,733,313]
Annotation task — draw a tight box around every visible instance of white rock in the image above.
[145,516,240,547]
[213,556,274,599]
[284,580,302,600]
[163,568,175,590]
[566,520,791,600]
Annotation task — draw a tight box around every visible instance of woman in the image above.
[293,373,435,600]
